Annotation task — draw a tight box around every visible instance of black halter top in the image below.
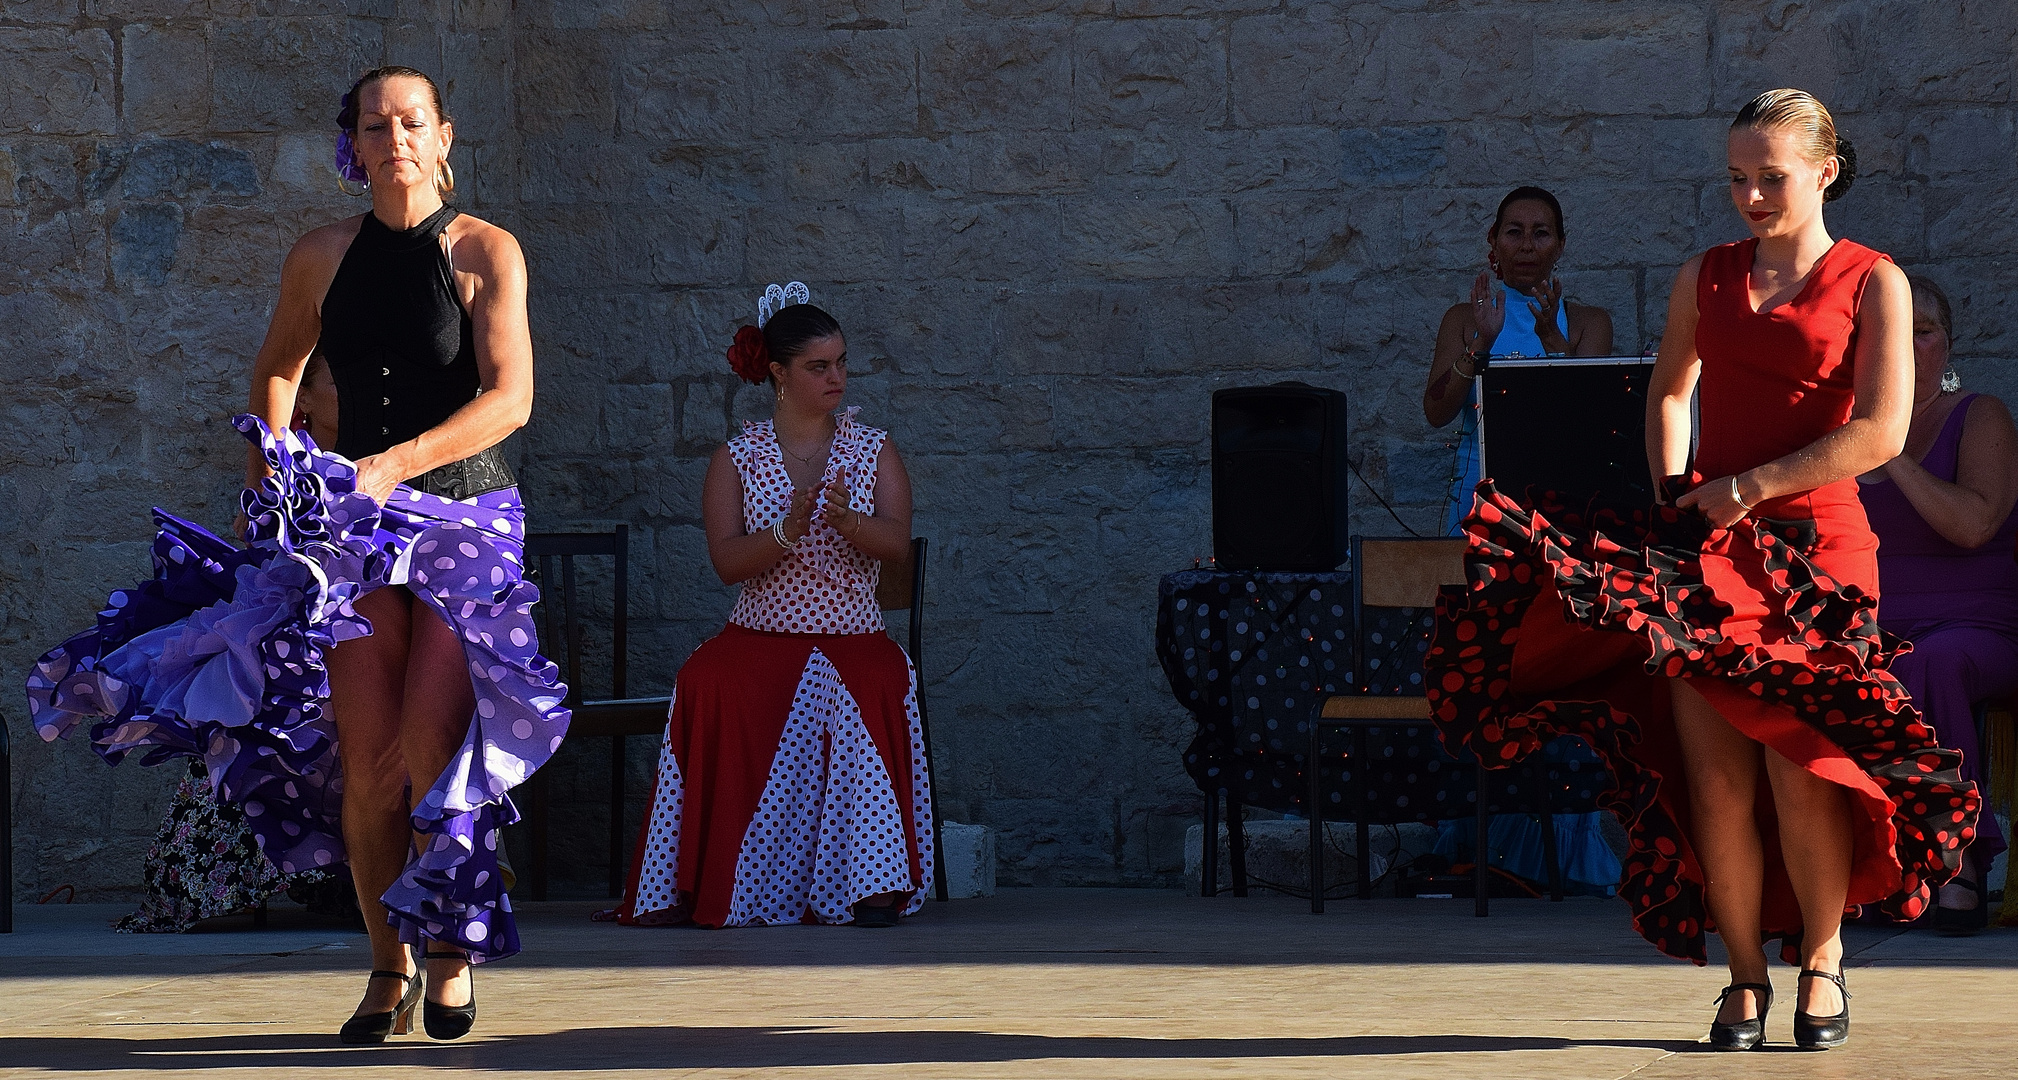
[318,204,514,498]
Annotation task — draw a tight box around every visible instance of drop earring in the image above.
[1941,365,1961,393]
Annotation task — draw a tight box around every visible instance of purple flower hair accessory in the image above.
[333,91,368,185]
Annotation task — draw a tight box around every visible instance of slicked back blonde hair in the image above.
[1732,88,1857,202]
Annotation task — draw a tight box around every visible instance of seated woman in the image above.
[1423,185,1615,535]
[1857,275,2018,934]
[614,284,933,928]
[1419,187,1621,895]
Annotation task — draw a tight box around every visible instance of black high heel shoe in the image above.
[337,964,423,1044]
[423,950,477,1040]
[1707,981,1773,1051]
[1935,875,1990,936]
[1794,968,1851,1050]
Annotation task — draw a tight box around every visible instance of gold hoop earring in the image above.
[336,174,368,197]
[438,160,455,198]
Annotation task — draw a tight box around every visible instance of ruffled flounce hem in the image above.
[1426,482,1979,964]
[26,415,568,962]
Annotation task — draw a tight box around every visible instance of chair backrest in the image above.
[877,536,928,671]
[1357,537,1466,609]
[1351,537,1466,697]
[523,525,629,704]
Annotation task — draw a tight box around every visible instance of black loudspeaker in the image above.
[1211,383,1349,571]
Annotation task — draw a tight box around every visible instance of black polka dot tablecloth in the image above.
[1156,570,1608,820]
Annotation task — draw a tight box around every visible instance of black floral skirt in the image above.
[114,760,336,933]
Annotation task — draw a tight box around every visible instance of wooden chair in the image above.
[521,526,667,900]
[1309,536,1586,915]
[878,537,949,902]
[1307,537,1494,914]
[518,529,946,903]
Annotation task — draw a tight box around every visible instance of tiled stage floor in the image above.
[1,888,2011,1079]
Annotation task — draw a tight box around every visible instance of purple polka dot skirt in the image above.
[25,415,571,963]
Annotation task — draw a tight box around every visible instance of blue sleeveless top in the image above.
[1444,295,1571,535]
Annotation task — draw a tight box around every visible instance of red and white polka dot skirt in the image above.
[615,410,933,927]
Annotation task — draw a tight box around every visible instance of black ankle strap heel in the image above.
[1794,969,1851,1050]
[1708,981,1773,1051]
[422,950,478,1041]
[337,965,424,1044]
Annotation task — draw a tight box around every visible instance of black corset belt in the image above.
[411,445,518,501]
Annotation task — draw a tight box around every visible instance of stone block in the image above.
[88,139,261,201]
[747,202,902,284]
[438,27,517,143]
[514,27,618,138]
[919,21,1074,133]
[1581,116,1730,186]
[817,279,1004,378]
[1185,819,1443,897]
[122,23,211,134]
[1062,196,1237,280]
[1050,376,1208,449]
[1826,177,1925,263]
[0,0,79,23]
[754,30,918,139]
[679,378,727,445]
[1229,191,1362,279]
[1073,17,1226,129]
[1533,5,1711,118]
[901,199,1062,282]
[1714,0,2014,113]
[2,207,106,291]
[937,821,997,899]
[889,379,1051,452]
[525,0,671,30]
[207,18,381,133]
[1339,126,1446,187]
[0,28,116,136]
[0,146,16,207]
[618,33,750,143]
[1235,10,1529,126]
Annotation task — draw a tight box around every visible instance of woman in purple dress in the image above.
[1858,275,2018,934]
[27,67,568,1042]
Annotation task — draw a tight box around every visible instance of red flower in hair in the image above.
[727,325,770,384]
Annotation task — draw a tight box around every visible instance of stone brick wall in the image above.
[4,1,2016,899]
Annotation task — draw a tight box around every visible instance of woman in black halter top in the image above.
[241,66,539,1042]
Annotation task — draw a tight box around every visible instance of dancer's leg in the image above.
[401,596,479,1006]
[1763,746,1852,1015]
[326,586,417,1016]
[1670,679,1769,1023]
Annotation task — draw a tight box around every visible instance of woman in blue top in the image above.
[1424,186,1616,534]
[1419,186,1620,898]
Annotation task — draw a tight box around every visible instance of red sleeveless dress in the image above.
[1426,238,1979,964]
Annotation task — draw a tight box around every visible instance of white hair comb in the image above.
[756,281,811,328]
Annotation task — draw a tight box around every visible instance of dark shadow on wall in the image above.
[0,1028,1708,1072]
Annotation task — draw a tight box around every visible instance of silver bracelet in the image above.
[1729,475,1754,512]
[771,518,799,550]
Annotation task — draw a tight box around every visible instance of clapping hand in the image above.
[1529,276,1570,354]
[1468,268,1506,350]
[781,482,820,545]
[820,469,861,540]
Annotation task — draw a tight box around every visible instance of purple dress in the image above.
[26,417,570,961]
[1860,393,2017,869]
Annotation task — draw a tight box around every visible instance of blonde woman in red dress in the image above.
[615,284,933,928]
[1426,90,1978,1053]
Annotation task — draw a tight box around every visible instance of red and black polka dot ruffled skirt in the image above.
[1426,482,1980,964]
